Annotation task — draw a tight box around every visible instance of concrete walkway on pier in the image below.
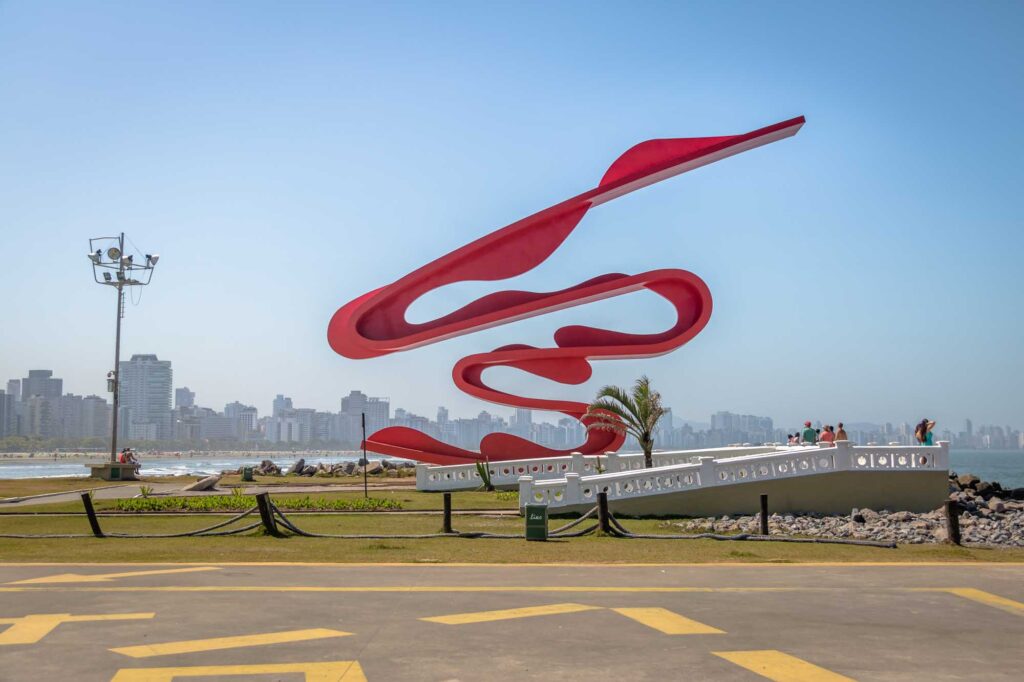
[1,562,1022,680]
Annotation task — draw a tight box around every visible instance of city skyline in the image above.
[2,4,1022,431]
[3,359,1022,452]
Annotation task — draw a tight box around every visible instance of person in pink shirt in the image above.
[819,424,836,445]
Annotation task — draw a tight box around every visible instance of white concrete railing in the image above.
[416,446,781,491]
[518,441,950,509]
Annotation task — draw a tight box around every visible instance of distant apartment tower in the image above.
[119,354,173,441]
[175,387,195,409]
[272,394,293,418]
[6,379,21,403]
[0,390,14,437]
[21,370,62,400]
[81,395,112,438]
[340,390,389,435]
[225,401,258,438]
[19,371,63,437]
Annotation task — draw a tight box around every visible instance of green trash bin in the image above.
[241,466,254,482]
[524,504,548,541]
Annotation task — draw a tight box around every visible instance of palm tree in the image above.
[584,375,666,468]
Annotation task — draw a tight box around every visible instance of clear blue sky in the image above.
[1,1,1021,432]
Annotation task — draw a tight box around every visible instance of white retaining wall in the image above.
[518,441,949,512]
[416,446,781,492]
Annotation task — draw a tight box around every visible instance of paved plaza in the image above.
[1,562,1022,680]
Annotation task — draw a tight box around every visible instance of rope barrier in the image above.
[270,501,524,539]
[104,507,262,539]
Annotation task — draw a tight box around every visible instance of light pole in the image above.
[88,233,160,463]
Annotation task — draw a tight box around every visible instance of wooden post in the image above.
[255,492,280,537]
[80,492,104,538]
[442,492,453,534]
[759,494,769,535]
[944,500,961,546]
[597,491,611,535]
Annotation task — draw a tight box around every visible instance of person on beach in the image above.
[787,433,799,445]
[915,419,936,445]
[801,421,816,444]
[835,422,848,441]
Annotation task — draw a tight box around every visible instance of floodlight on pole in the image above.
[87,232,161,463]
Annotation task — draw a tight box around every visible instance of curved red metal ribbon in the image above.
[329,117,804,464]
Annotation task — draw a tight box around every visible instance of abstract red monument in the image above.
[328,117,805,464]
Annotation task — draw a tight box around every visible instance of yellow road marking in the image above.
[110,627,352,658]
[6,566,220,585]
[713,650,854,681]
[109,660,366,681]
[917,587,1024,616]
[611,607,724,634]
[421,602,600,624]
[0,612,154,645]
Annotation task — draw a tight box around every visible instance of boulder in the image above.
[858,508,880,522]
[302,465,316,476]
[987,498,1006,513]
[364,461,383,475]
[975,481,994,497]
[255,459,280,475]
[891,511,913,522]
[342,461,357,476]
[182,475,221,492]
[286,458,306,476]
[1009,488,1024,501]
[957,474,980,489]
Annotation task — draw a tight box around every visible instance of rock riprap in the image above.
[668,472,1024,547]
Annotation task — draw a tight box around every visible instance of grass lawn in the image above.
[1,512,1022,564]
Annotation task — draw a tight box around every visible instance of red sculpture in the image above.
[329,117,805,464]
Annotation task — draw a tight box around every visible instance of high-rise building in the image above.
[6,380,21,403]
[81,395,111,439]
[119,354,173,441]
[272,394,293,417]
[22,395,60,437]
[60,394,85,439]
[0,390,14,437]
[341,390,389,435]
[175,387,195,409]
[21,370,62,400]
[225,401,258,438]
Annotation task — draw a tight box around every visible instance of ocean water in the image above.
[0,449,1021,487]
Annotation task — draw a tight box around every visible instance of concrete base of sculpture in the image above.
[88,462,139,481]
[550,470,949,517]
